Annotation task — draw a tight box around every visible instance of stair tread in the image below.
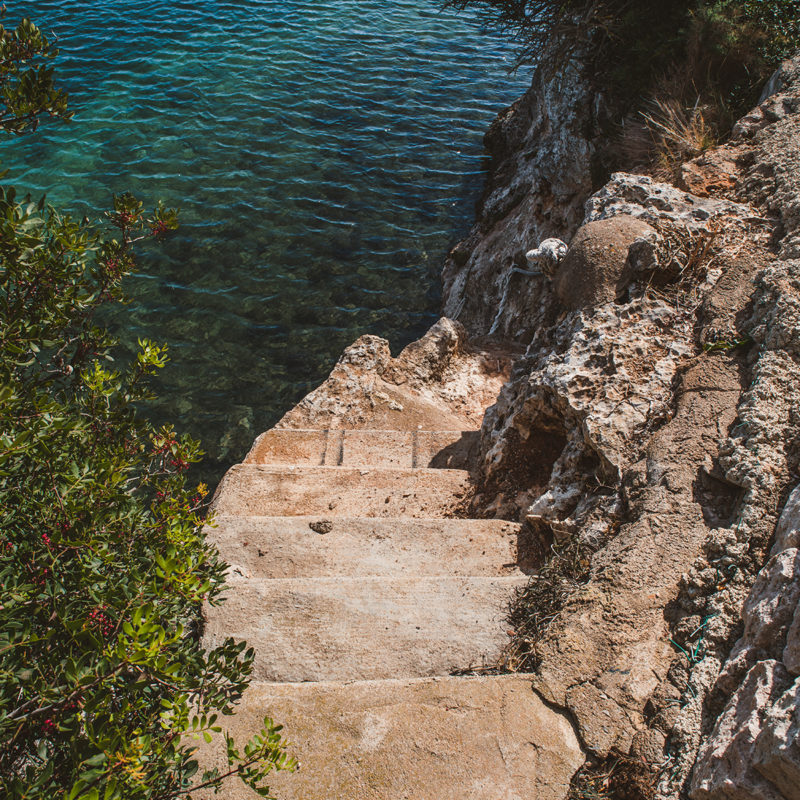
[211,465,474,518]
[194,675,583,800]
[209,516,524,578]
[244,428,480,469]
[203,575,527,681]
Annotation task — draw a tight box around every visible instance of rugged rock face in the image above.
[690,490,800,800]
[275,317,516,432]
[450,50,800,799]
[441,57,601,340]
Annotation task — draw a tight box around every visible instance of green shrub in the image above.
[447,0,800,117]
[0,16,295,800]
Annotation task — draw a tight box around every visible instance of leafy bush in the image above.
[0,16,295,800]
[449,0,799,178]
[447,0,800,116]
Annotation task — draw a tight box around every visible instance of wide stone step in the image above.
[195,675,583,800]
[243,428,480,469]
[204,576,526,681]
[209,516,526,578]
[211,465,473,518]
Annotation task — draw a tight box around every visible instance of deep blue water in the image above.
[1,0,529,476]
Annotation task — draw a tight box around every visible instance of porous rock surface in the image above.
[447,49,800,800]
[690,493,800,799]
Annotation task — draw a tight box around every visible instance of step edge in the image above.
[239,673,536,691]
[219,575,529,585]
[227,464,474,476]
[208,515,519,527]
[261,428,481,434]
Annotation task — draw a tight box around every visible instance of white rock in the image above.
[585,172,756,232]
[741,548,800,652]
[771,484,800,555]
[525,238,568,277]
[782,605,800,675]
[753,676,800,797]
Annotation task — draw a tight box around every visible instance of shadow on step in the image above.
[515,522,548,575]
[427,431,480,470]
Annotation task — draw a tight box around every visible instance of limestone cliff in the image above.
[442,50,800,799]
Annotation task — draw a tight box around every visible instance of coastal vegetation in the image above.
[0,15,294,800]
[447,0,800,170]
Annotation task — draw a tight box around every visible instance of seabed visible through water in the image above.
[1,0,530,478]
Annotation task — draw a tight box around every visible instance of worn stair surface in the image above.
[212,465,474,518]
[244,428,480,469]
[211,516,524,577]
[200,430,583,798]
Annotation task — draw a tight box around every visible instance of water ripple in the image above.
[0,0,529,477]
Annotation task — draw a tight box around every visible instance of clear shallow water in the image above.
[1,0,529,478]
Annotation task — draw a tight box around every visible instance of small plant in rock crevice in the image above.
[639,99,717,180]
[568,752,656,800]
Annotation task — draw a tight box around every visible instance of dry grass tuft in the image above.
[569,752,656,800]
[502,536,595,672]
[641,99,717,179]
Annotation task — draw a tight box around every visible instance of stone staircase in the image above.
[199,428,582,799]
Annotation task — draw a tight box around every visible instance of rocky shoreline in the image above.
[205,51,800,799]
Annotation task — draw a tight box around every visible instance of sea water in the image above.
[0,0,530,478]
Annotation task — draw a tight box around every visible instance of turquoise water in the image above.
[1,0,529,477]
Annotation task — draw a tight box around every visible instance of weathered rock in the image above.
[691,660,791,800]
[566,681,635,757]
[753,677,800,797]
[733,57,800,260]
[469,76,789,788]
[441,57,599,339]
[747,260,800,359]
[552,216,656,309]
[782,605,800,676]
[277,318,515,431]
[529,354,743,758]
[719,549,800,688]
[526,237,568,276]
[585,172,757,232]
[771,485,800,554]
[688,485,800,800]
[481,294,696,520]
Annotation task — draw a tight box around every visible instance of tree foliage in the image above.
[447,0,800,111]
[0,15,295,800]
[0,13,71,132]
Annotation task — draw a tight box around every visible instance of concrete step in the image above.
[195,675,583,800]
[211,465,473,518]
[204,576,527,681]
[209,516,525,578]
[243,428,480,469]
